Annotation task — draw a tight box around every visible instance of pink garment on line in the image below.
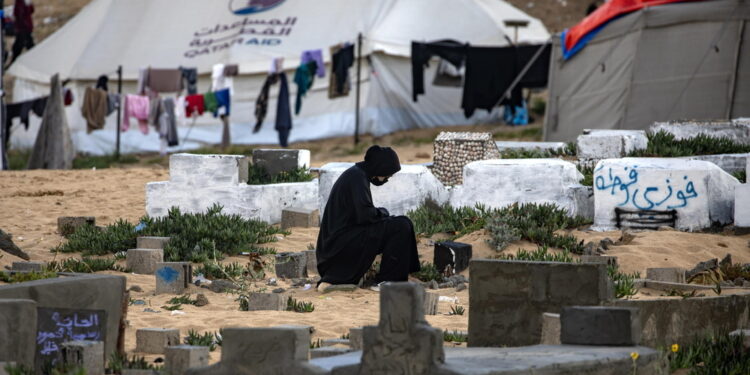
[122,94,150,134]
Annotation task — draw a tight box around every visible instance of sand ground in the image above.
[1,154,749,363]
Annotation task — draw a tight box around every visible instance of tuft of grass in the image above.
[407,198,490,239]
[6,149,32,170]
[449,305,465,316]
[668,332,750,374]
[55,219,136,256]
[108,352,160,372]
[411,261,443,282]
[577,165,594,186]
[608,265,640,299]
[443,330,468,343]
[47,257,124,273]
[629,130,750,157]
[496,246,575,263]
[194,261,246,280]
[247,165,314,185]
[183,329,219,351]
[310,338,322,349]
[0,270,58,283]
[72,154,139,169]
[287,297,315,313]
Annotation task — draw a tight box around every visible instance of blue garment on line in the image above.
[213,88,231,117]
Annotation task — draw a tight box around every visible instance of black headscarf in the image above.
[356,145,401,177]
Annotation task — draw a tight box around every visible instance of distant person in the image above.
[8,0,34,67]
[315,145,420,292]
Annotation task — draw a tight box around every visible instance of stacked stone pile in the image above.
[432,132,500,186]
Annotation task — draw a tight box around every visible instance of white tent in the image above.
[7,0,549,155]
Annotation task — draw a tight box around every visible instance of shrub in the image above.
[669,332,750,375]
[407,198,490,239]
[629,131,750,157]
[247,165,314,185]
[485,216,520,251]
[287,297,315,313]
[194,261,246,280]
[608,265,640,299]
[577,165,594,187]
[108,352,160,372]
[449,305,465,316]
[183,329,218,351]
[56,219,136,255]
[410,261,443,282]
[443,330,468,343]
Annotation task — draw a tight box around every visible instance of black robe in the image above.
[316,146,420,285]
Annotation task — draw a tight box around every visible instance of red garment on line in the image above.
[564,0,699,52]
[185,94,205,117]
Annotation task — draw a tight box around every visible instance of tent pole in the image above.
[116,65,122,160]
[0,0,6,170]
[354,32,362,145]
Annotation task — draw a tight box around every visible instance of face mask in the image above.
[370,177,389,186]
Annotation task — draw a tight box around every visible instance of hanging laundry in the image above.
[106,93,120,116]
[148,96,163,131]
[211,63,234,94]
[96,75,109,91]
[175,95,187,125]
[276,73,292,147]
[223,64,239,77]
[432,58,464,87]
[63,88,74,106]
[203,91,218,114]
[82,87,108,133]
[122,94,150,134]
[146,68,183,93]
[411,40,467,101]
[179,67,198,95]
[213,88,231,117]
[160,98,179,147]
[137,68,148,95]
[254,73,280,133]
[294,61,317,115]
[270,57,284,73]
[301,49,325,78]
[329,43,354,98]
[185,94,205,118]
[3,96,47,148]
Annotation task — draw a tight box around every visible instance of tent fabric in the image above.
[27,74,75,169]
[544,0,750,142]
[562,0,696,59]
[6,0,548,154]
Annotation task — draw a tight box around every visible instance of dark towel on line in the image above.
[294,60,317,115]
[275,73,292,147]
[180,67,198,95]
[254,73,279,133]
[146,68,183,93]
[411,39,467,101]
[329,43,354,98]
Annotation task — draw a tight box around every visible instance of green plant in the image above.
[108,352,159,372]
[194,261,246,280]
[500,148,555,159]
[449,305,465,316]
[287,297,315,313]
[608,265,640,299]
[47,257,124,273]
[669,332,750,374]
[247,165,314,185]
[0,270,58,283]
[184,329,218,351]
[443,330,468,343]
[664,289,700,299]
[485,216,521,251]
[406,198,491,239]
[629,130,750,158]
[306,243,316,250]
[55,219,137,255]
[310,338,322,349]
[410,261,442,282]
[341,332,350,339]
[161,304,183,311]
[577,164,594,187]
[497,246,575,263]
[73,154,139,169]
[530,97,546,116]
[732,170,746,184]
[168,294,198,305]
[3,363,33,375]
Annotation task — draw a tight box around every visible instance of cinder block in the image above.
[275,252,307,279]
[580,255,618,267]
[424,291,439,315]
[540,312,561,345]
[127,249,164,274]
[169,154,248,187]
[735,184,750,228]
[646,268,686,283]
[244,293,288,311]
[11,261,46,272]
[61,340,105,375]
[0,299,37,368]
[281,207,319,229]
[310,347,352,358]
[349,327,363,351]
[303,250,317,275]
[137,236,170,250]
[165,345,209,375]
[252,149,310,177]
[136,328,181,354]
[468,260,612,347]
[434,241,472,274]
[561,306,641,346]
[57,216,95,236]
[155,262,193,294]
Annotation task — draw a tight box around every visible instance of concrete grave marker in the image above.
[540,312,561,345]
[11,261,46,272]
[155,262,192,294]
[57,216,95,237]
[252,149,310,177]
[61,340,104,375]
[561,306,641,346]
[432,132,500,186]
[165,345,209,375]
[244,293,288,311]
[0,299,37,368]
[303,250,317,275]
[137,236,170,250]
[36,307,106,371]
[434,241,472,274]
[136,328,181,354]
[646,268,686,283]
[127,249,164,275]
[275,252,307,279]
[281,207,320,229]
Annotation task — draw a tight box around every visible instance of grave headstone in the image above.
[127,249,164,275]
[646,268,686,283]
[244,293,288,311]
[155,262,192,294]
[11,261,46,272]
[735,183,750,228]
[61,340,104,375]
[251,149,310,177]
[57,216,95,237]
[580,255,618,267]
[137,236,170,250]
[165,345,209,375]
[561,306,641,346]
[275,252,307,279]
[423,291,439,315]
[349,327,363,351]
[434,241,472,274]
[136,328,181,354]
[36,307,106,372]
[275,325,312,361]
[0,299,37,368]
[281,208,319,229]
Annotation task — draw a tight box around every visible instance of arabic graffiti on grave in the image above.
[35,307,107,369]
[594,165,699,210]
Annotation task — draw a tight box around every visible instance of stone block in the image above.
[434,241,472,274]
[136,328,181,354]
[0,274,125,370]
[321,338,351,347]
[469,259,612,347]
[495,141,568,152]
[244,292,288,311]
[736,184,750,228]
[540,312,561,345]
[576,130,647,162]
[252,149,311,177]
[593,158,739,231]
[57,216,95,237]
[424,291,439,315]
[155,262,192,294]
[683,153,750,174]
[126,249,164,275]
[0,299,37,368]
[61,340,105,375]
[561,306,641,346]
[165,345,209,375]
[432,131,500,186]
[275,325,312,361]
[450,159,589,218]
[319,163,449,217]
[169,153,248,187]
[651,120,750,146]
[11,261,46,272]
[303,250,317,275]
[349,327,363,351]
[580,255,618,267]
[646,268,686,283]
[310,347,352,359]
[137,236,170,249]
[281,207,319,229]
[275,252,307,279]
